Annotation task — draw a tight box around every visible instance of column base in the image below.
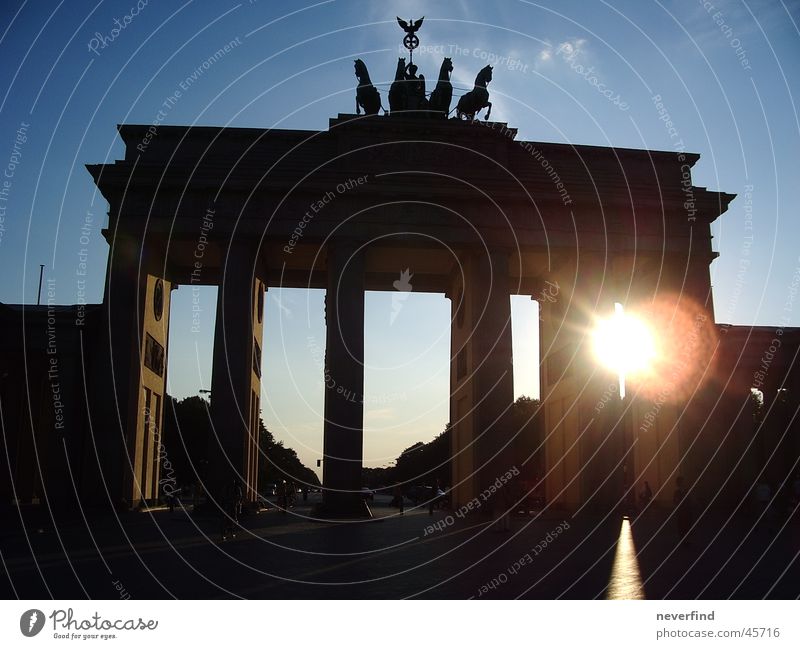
[313,496,372,520]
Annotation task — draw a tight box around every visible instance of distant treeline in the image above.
[160,395,320,493]
[161,394,541,495]
[361,396,542,490]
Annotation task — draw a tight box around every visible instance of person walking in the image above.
[277,480,287,514]
[394,483,404,514]
[640,481,653,509]
[221,479,241,541]
[429,479,442,515]
[673,476,693,545]
[167,488,179,517]
[755,479,775,533]
[233,479,243,519]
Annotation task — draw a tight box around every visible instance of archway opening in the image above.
[362,290,451,481]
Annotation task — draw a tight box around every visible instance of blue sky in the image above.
[1,0,798,472]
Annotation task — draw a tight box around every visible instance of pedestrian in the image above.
[755,479,775,533]
[786,474,800,524]
[233,479,243,518]
[755,479,771,513]
[221,479,241,541]
[394,483,404,514]
[167,488,179,516]
[435,482,446,510]
[640,481,653,508]
[192,481,201,511]
[429,479,442,515]
[277,480,287,514]
[490,487,511,532]
[673,476,693,544]
[500,484,512,532]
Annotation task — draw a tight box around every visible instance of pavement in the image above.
[1,494,798,599]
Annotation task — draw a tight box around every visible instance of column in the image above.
[472,250,515,502]
[448,270,472,511]
[449,249,515,509]
[210,242,265,506]
[97,233,172,507]
[539,253,599,510]
[321,241,368,516]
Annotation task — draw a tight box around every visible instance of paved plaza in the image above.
[2,495,797,599]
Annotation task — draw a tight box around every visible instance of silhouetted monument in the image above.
[396,16,424,53]
[73,109,743,518]
[354,59,383,116]
[456,65,493,120]
[3,34,797,523]
[389,57,407,114]
[429,57,454,116]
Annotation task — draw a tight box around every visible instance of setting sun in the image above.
[592,303,657,381]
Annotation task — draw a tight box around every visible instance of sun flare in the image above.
[592,303,657,378]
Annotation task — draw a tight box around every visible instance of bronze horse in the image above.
[354,59,383,115]
[429,57,454,116]
[388,57,406,114]
[456,65,493,120]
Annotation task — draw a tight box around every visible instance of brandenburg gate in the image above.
[88,113,732,515]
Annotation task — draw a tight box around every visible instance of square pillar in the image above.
[98,233,172,508]
[210,242,265,506]
[472,251,515,501]
[540,253,609,511]
[449,250,514,509]
[321,241,369,517]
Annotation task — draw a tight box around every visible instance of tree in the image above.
[511,395,543,477]
[393,425,452,487]
[160,394,320,496]
[160,395,213,489]
[361,465,394,489]
[257,419,320,489]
